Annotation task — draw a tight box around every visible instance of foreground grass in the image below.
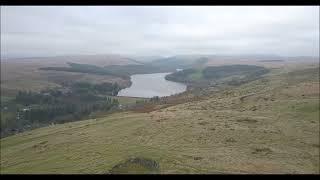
[0,64,319,174]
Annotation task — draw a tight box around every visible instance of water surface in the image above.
[117,73,187,98]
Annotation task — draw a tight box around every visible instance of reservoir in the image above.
[117,73,187,98]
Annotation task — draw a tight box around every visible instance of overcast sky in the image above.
[1,6,319,58]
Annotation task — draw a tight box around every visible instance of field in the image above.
[110,96,147,105]
[0,62,318,174]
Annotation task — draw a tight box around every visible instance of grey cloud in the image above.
[1,6,319,58]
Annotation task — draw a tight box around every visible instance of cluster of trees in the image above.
[133,96,160,107]
[106,64,167,76]
[40,62,171,79]
[72,82,121,96]
[149,96,160,102]
[1,85,120,138]
[15,91,59,105]
[40,62,128,79]
[18,98,118,124]
[166,65,270,88]
[165,69,197,83]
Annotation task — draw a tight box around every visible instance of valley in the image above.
[0,58,319,173]
[1,5,319,175]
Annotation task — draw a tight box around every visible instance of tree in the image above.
[150,96,160,102]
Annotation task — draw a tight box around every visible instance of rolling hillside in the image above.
[1,54,140,97]
[1,63,318,174]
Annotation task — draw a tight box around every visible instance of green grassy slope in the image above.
[0,65,319,174]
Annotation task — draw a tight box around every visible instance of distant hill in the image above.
[2,54,143,67]
[1,54,139,96]
[150,55,210,70]
[126,55,165,62]
[258,60,284,62]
